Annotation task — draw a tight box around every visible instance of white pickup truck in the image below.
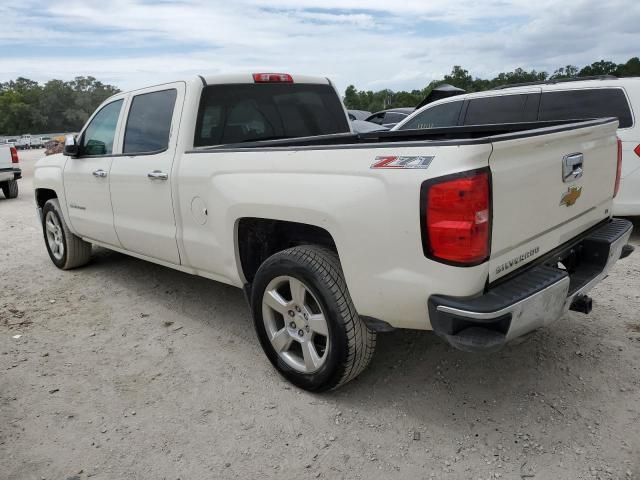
[33,73,634,391]
[0,144,21,198]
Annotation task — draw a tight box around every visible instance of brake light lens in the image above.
[634,144,640,158]
[423,170,491,265]
[252,73,293,83]
[10,146,19,164]
[614,137,622,197]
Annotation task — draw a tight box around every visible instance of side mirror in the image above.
[63,135,79,157]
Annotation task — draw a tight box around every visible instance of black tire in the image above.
[1,179,18,199]
[42,199,92,269]
[251,245,376,391]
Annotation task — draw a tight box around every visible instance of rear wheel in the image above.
[1,179,18,199]
[42,199,92,269]
[251,245,376,391]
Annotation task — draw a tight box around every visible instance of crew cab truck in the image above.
[0,144,21,198]
[33,73,634,391]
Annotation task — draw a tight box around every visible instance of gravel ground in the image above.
[1,149,640,480]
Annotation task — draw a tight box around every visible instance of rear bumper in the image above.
[428,218,634,352]
[0,167,20,181]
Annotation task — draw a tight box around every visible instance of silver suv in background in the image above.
[394,76,640,216]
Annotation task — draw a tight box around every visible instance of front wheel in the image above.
[1,179,18,199]
[42,199,92,269]
[251,245,376,391]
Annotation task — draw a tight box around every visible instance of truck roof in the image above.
[101,73,334,105]
[201,73,332,86]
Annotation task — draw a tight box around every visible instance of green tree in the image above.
[616,57,640,77]
[343,57,640,113]
[0,76,119,135]
[550,65,579,79]
[579,60,618,77]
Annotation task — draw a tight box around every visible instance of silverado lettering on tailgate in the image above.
[495,246,540,275]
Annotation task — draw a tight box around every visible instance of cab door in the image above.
[109,83,184,264]
[63,98,126,246]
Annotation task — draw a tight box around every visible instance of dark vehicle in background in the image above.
[349,119,388,133]
[347,109,371,121]
[365,107,414,128]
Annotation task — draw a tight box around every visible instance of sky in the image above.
[1,0,639,94]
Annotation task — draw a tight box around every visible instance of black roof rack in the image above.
[491,75,618,90]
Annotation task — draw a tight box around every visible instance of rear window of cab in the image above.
[194,83,350,147]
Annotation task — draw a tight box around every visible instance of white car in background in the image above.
[394,76,640,216]
[0,143,21,198]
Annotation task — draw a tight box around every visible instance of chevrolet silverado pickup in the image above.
[33,73,634,391]
[0,144,21,198]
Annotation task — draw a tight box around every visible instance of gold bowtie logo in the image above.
[560,186,582,207]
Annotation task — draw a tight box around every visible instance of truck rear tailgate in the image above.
[488,119,619,282]
[0,146,13,170]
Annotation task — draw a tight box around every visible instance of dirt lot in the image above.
[2,149,640,480]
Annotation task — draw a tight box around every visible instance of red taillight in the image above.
[614,137,622,198]
[634,144,640,158]
[252,73,293,83]
[422,170,491,265]
[10,146,19,164]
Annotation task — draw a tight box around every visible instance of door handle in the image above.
[92,169,107,178]
[147,170,169,180]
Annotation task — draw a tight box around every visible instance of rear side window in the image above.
[464,93,539,125]
[194,84,349,147]
[124,89,177,154]
[398,101,463,130]
[539,89,633,128]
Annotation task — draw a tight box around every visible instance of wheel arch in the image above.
[235,217,339,285]
[35,188,58,209]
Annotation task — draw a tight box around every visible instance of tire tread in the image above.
[2,179,18,199]
[263,245,376,390]
[44,199,91,269]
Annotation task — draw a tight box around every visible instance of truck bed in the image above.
[188,118,614,151]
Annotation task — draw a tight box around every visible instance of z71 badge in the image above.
[560,186,582,207]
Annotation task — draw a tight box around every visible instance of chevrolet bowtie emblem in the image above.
[560,186,582,207]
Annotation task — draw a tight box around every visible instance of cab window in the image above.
[124,89,177,154]
[80,100,123,156]
[194,83,349,147]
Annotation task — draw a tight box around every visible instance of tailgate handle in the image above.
[562,153,584,183]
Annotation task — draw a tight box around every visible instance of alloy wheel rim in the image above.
[45,211,64,260]
[262,275,330,374]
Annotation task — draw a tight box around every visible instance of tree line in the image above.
[0,77,119,136]
[344,57,640,113]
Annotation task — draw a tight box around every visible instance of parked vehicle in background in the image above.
[34,72,633,391]
[3,139,18,148]
[16,134,33,150]
[394,76,640,216]
[31,136,51,149]
[347,109,371,121]
[366,107,413,128]
[0,144,21,198]
[350,119,388,133]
